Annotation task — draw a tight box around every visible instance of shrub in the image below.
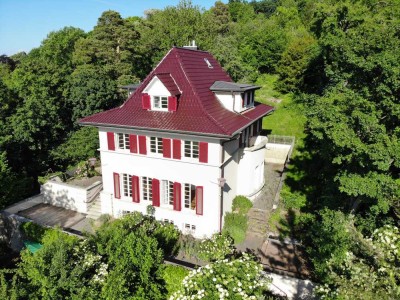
[170,252,271,299]
[153,222,181,257]
[197,233,235,262]
[232,195,253,214]
[20,222,49,243]
[163,265,189,297]
[222,213,248,244]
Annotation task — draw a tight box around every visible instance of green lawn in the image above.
[255,74,306,157]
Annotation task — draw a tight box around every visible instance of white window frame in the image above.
[142,176,152,201]
[184,183,196,211]
[122,174,132,198]
[183,140,199,159]
[150,136,163,154]
[152,95,168,111]
[162,180,174,207]
[117,133,130,150]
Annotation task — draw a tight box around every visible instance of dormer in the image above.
[210,81,260,113]
[141,73,181,112]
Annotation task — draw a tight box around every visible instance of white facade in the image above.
[214,91,255,113]
[99,128,224,238]
[98,126,267,238]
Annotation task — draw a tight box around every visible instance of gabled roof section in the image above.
[79,47,274,137]
[156,73,181,95]
[210,81,260,92]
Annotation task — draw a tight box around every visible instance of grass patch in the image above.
[163,265,189,296]
[255,74,307,157]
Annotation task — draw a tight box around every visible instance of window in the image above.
[150,137,163,154]
[153,96,168,110]
[184,140,199,158]
[164,218,174,224]
[142,177,152,201]
[122,174,132,197]
[241,91,255,108]
[117,133,130,150]
[162,180,174,206]
[184,223,196,234]
[241,92,247,107]
[184,184,196,210]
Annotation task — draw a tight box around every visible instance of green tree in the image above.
[276,33,320,92]
[138,0,204,66]
[298,0,400,219]
[51,127,99,169]
[73,10,145,82]
[66,65,122,124]
[7,27,85,179]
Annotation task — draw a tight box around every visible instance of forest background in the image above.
[0,0,399,298]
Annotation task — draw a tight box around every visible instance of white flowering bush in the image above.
[197,233,235,262]
[315,225,400,299]
[170,252,271,299]
[73,240,108,285]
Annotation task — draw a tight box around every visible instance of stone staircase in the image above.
[246,208,270,238]
[86,196,102,220]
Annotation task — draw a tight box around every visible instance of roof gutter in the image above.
[231,108,275,136]
[79,122,233,140]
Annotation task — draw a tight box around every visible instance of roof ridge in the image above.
[175,49,231,136]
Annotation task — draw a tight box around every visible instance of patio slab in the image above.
[17,203,91,232]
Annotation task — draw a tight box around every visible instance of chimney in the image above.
[183,40,198,50]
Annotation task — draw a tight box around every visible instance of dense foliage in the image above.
[1,213,180,299]
[1,0,399,296]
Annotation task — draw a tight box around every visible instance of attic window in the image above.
[204,58,213,69]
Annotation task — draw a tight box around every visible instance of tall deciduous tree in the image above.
[303,0,400,219]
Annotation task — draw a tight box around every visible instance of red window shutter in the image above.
[113,173,120,199]
[173,139,181,160]
[132,175,140,203]
[129,134,138,153]
[168,96,177,111]
[142,93,151,109]
[107,132,115,151]
[152,179,160,207]
[199,142,208,163]
[138,135,147,155]
[163,138,171,158]
[196,186,203,215]
[173,182,181,211]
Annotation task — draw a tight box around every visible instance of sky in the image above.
[0,0,219,56]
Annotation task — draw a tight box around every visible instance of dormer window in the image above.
[210,81,260,113]
[241,90,255,108]
[153,96,168,110]
[141,74,181,112]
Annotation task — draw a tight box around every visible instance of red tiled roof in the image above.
[79,47,274,137]
[156,73,181,95]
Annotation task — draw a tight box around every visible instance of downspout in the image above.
[219,141,224,232]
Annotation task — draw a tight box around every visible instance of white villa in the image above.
[79,46,274,238]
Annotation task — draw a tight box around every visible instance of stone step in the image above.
[87,198,102,220]
[89,202,101,209]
